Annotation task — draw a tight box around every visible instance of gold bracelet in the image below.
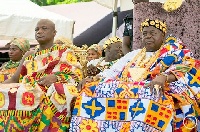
[160,73,168,83]
[56,75,62,82]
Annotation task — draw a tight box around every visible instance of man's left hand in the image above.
[38,74,57,87]
[146,74,167,98]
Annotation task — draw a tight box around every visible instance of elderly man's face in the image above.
[142,26,165,52]
[133,0,149,4]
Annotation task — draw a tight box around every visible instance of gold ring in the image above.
[154,84,160,89]
[154,84,161,94]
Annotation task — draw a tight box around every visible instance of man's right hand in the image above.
[77,76,93,91]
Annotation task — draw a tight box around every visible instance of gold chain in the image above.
[119,47,161,82]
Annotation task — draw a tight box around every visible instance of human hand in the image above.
[38,74,57,87]
[87,65,101,76]
[145,74,167,98]
[77,76,93,91]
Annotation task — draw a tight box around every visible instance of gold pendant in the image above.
[128,67,146,82]
[163,0,183,12]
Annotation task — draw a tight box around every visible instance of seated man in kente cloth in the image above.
[70,19,200,132]
[0,19,82,131]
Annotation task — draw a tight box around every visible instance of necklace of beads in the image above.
[4,60,20,69]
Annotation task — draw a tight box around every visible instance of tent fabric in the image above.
[43,1,112,38]
[73,9,132,46]
[94,0,166,11]
[0,0,74,41]
[94,0,133,11]
[43,2,132,47]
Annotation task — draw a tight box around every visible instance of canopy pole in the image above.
[112,0,118,37]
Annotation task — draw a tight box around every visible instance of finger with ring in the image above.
[154,84,161,94]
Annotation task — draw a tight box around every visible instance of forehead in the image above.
[87,49,97,53]
[142,26,160,32]
[9,45,20,49]
[36,20,53,28]
[110,42,122,48]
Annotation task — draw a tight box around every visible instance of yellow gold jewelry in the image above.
[119,46,162,82]
[163,0,183,12]
[56,75,62,82]
[141,19,167,34]
[154,84,160,89]
[154,84,161,94]
[103,36,122,50]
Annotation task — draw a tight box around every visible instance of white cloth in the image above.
[87,57,104,67]
[99,49,154,80]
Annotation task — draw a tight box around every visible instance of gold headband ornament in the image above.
[103,36,122,50]
[140,19,167,34]
[87,44,102,57]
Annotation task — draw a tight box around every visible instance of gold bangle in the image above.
[56,75,62,82]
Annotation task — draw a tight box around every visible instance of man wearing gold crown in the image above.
[70,19,200,131]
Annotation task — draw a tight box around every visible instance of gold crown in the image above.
[103,36,122,49]
[140,19,167,34]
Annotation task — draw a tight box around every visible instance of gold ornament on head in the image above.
[154,84,161,94]
[163,0,183,12]
[87,44,102,57]
[140,19,167,34]
[103,36,122,50]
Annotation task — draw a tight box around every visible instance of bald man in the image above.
[1,19,82,131]
[4,19,57,84]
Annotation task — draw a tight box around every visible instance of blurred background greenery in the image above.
[30,0,93,6]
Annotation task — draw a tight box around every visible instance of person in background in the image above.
[0,38,30,82]
[122,0,149,55]
[86,44,102,62]
[122,13,133,55]
[86,36,123,77]
[54,36,73,48]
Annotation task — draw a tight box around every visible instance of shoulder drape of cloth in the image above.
[70,37,200,132]
[0,44,82,131]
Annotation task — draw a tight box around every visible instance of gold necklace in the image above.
[119,48,146,82]
[119,47,161,82]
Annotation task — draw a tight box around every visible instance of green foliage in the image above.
[30,0,93,6]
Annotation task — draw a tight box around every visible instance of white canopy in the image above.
[94,0,133,11]
[94,0,166,36]
[94,0,166,11]
[0,0,74,41]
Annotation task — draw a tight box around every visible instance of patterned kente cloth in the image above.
[0,61,20,83]
[0,44,83,131]
[70,37,200,132]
